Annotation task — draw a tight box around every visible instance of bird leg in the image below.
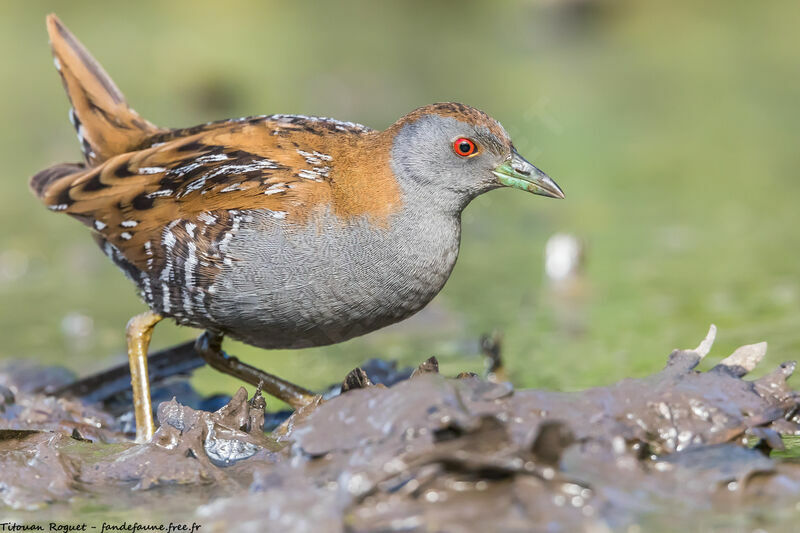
[194,331,317,410]
[125,310,163,443]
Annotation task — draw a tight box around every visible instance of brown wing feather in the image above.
[38,116,403,272]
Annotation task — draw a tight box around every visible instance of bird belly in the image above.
[197,209,460,349]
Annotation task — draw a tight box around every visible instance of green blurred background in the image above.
[1,0,798,398]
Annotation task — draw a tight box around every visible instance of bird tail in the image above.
[29,162,85,200]
[31,14,167,201]
[44,14,166,166]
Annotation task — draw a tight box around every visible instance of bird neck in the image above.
[377,129,481,218]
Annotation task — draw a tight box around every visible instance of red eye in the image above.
[453,138,477,157]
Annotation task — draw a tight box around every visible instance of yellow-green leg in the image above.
[195,331,317,410]
[125,311,162,443]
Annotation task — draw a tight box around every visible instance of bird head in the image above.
[387,103,564,212]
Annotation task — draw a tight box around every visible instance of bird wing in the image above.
[39,115,376,272]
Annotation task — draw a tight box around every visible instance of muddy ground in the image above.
[2,326,800,532]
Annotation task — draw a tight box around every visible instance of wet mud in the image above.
[1,326,800,531]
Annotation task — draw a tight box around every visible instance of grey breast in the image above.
[207,206,462,349]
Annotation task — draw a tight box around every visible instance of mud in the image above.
[1,326,800,531]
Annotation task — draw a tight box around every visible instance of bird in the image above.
[31,14,564,443]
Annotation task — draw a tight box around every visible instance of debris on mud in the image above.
[1,325,800,530]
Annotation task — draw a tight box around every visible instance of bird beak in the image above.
[492,148,565,199]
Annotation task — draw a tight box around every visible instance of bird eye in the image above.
[453,138,477,157]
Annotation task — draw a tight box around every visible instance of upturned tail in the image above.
[31,14,166,199]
